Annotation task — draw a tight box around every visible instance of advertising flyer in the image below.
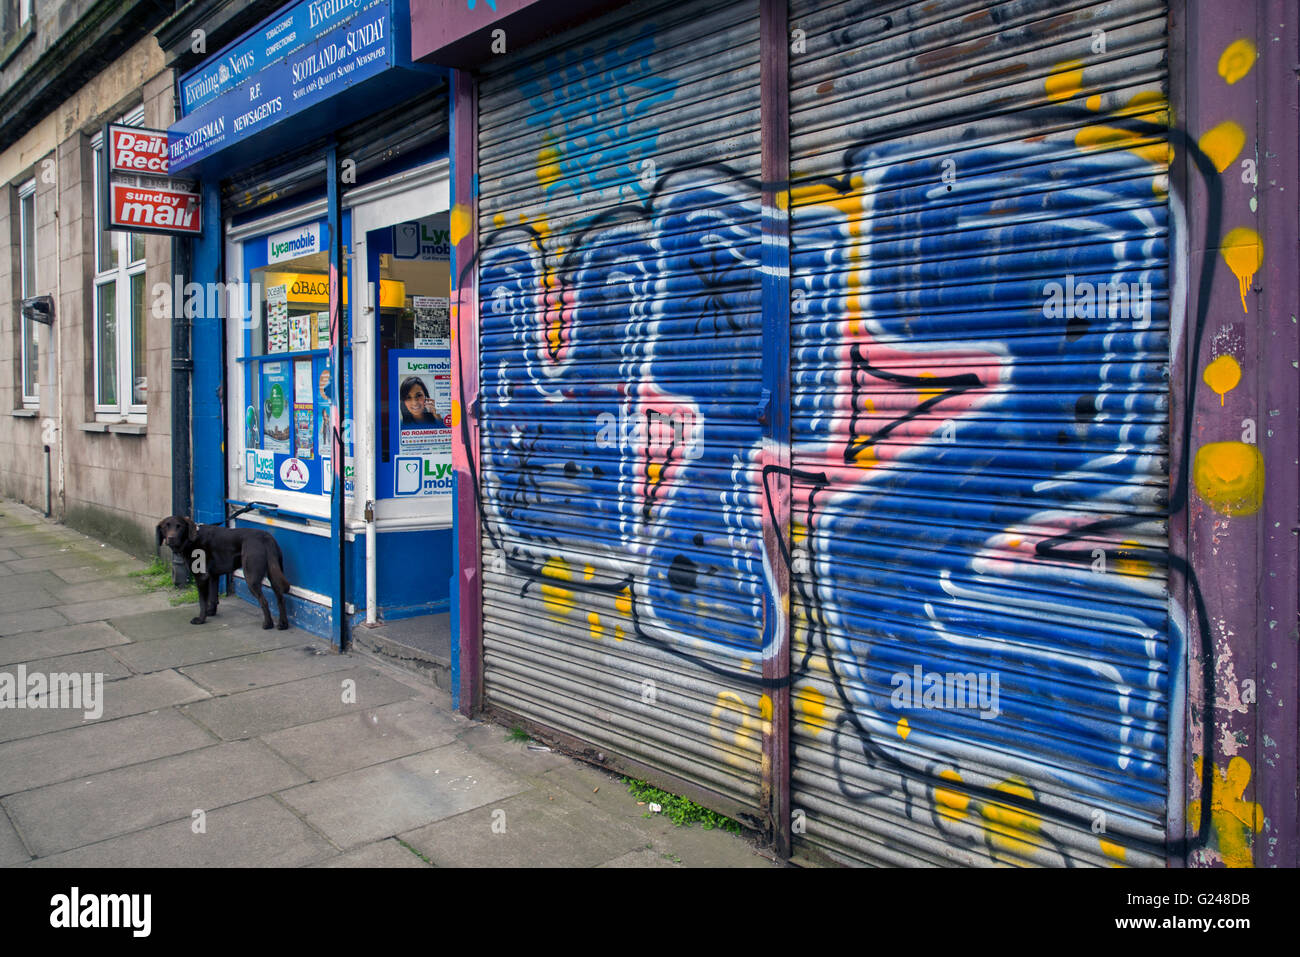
[294,406,314,459]
[289,310,311,351]
[266,284,289,353]
[413,295,450,349]
[261,362,292,453]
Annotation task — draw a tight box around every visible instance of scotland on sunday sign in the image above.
[100,124,202,236]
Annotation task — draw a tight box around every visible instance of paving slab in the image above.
[0,548,18,562]
[0,571,68,595]
[314,838,432,868]
[278,744,530,850]
[27,796,335,868]
[0,808,29,866]
[181,666,419,741]
[52,564,138,584]
[111,623,307,674]
[21,649,132,682]
[109,606,241,641]
[0,621,130,667]
[6,552,108,574]
[180,644,356,694]
[48,577,155,604]
[3,739,310,857]
[0,606,68,637]
[400,783,646,868]
[13,541,72,559]
[0,585,60,613]
[449,722,577,780]
[261,699,462,780]
[0,709,216,796]
[0,671,209,743]
[59,592,174,624]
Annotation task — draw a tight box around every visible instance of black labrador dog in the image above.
[156,516,291,630]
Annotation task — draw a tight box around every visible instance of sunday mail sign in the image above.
[101,123,202,236]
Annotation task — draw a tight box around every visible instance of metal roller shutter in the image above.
[475,0,769,816]
[786,0,1173,865]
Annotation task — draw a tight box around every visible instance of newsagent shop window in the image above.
[236,215,353,509]
[92,110,148,420]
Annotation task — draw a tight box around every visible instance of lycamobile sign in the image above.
[269,224,321,264]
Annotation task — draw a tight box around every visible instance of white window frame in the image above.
[91,107,148,422]
[20,0,32,27]
[18,178,37,407]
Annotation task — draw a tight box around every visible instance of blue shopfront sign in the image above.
[179,0,386,115]
[168,0,441,177]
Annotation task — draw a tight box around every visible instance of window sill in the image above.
[79,422,147,435]
[10,408,38,418]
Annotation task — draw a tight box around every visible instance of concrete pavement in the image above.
[0,500,779,869]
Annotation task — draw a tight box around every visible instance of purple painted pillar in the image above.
[1178,0,1298,867]
[451,68,483,718]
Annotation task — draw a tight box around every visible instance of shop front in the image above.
[168,0,452,644]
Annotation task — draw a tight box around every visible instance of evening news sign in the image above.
[101,125,202,236]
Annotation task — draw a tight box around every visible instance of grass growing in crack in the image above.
[506,725,531,743]
[396,839,434,865]
[130,557,200,606]
[623,777,741,833]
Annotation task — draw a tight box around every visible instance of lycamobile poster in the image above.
[262,363,291,453]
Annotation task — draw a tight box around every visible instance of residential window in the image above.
[92,111,148,419]
[18,179,36,406]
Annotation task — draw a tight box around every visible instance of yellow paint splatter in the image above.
[1203,355,1242,405]
[493,213,506,228]
[740,658,754,672]
[896,717,910,740]
[1075,91,1173,171]
[614,625,625,641]
[1045,59,1085,102]
[796,684,829,736]
[758,693,773,736]
[450,400,461,427]
[1099,838,1127,863]
[1114,539,1151,577]
[449,204,472,246]
[934,769,970,822]
[1218,39,1257,85]
[710,691,762,766]
[1189,755,1264,867]
[583,564,595,581]
[1086,94,1102,112]
[1194,441,1264,516]
[539,556,575,616]
[587,610,603,640]
[1198,120,1246,174]
[536,137,562,190]
[615,586,632,616]
[1219,227,1263,313]
[647,461,663,485]
[982,778,1042,857]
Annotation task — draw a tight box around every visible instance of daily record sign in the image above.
[102,124,201,236]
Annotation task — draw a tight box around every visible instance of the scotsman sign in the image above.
[100,124,202,235]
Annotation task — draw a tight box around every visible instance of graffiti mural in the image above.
[452,0,1290,867]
